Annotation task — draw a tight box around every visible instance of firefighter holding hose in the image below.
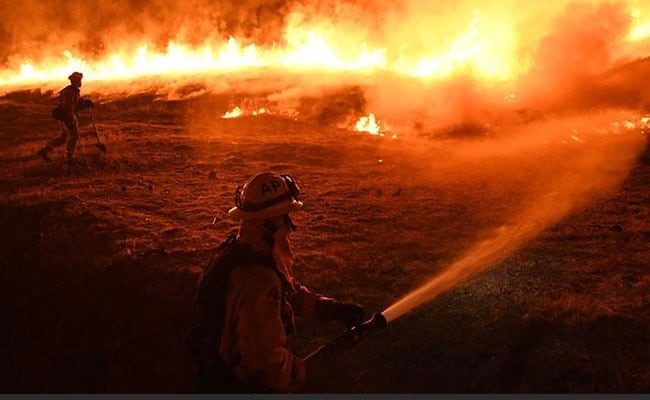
[189,171,367,393]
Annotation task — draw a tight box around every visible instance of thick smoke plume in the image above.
[0,0,404,65]
[0,0,293,63]
[362,1,650,135]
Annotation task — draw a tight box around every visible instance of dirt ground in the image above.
[0,80,649,393]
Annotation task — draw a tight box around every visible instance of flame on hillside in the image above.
[355,113,381,135]
[354,112,397,138]
[0,1,648,89]
[222,106,270,118]
[1,1,650,140]
[0,13,514,86]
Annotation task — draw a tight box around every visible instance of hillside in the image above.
[0,85,649,393]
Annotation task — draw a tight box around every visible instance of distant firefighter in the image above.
[188,171,366,393]
[37,71,94,171]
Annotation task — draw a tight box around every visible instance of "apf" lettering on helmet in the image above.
[261,180,282,196]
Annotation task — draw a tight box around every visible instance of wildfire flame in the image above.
[355,113,381,135]
[354,113,399,139]
[222,106,244,119]
[1,1,650,141]
[1,3,647,89]
[222,106,270,118]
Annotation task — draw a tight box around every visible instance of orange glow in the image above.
[0,8,532,88]
[222,106,270,118]
[629,8,650,41]
[1,39,264,86]
[222,106,243,119]
[0,1,648,106]
[404,11,521,80]
[354,113,396,138]
[355,113,381,135]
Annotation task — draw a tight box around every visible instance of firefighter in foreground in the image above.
[189,171,366,393]
[37,71,94,170]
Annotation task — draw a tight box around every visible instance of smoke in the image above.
[382,111,647,322]
[1,0,647,325]
[2,0,649,127]
[0,0,300,65]
[0,1,641,62]
[0,0,405,65]
[515,2,633,110]
[361,1,647,136]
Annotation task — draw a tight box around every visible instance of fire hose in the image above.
[302,312,388,362]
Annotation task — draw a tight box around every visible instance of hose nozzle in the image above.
[350,312,387,336]
[303,312,387,362]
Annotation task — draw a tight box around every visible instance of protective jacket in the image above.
[193,236,342,393]
[58,85,81,126]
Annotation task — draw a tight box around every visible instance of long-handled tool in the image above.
[88,107,107,152]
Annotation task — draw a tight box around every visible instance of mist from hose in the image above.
[381,117,646,324]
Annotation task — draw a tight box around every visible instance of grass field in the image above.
[0,77,649,393]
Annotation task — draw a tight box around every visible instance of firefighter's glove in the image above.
[82,98,94,108]
[332,300,365,326]
[65,119,77,130]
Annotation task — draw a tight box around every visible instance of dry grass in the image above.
[1,86,649,393]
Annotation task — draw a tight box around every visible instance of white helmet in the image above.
[228,172,303,220]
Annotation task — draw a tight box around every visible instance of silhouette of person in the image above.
[37,71,94,171]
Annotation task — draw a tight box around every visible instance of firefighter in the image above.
[37,71,94,171]
[191,171,366,393]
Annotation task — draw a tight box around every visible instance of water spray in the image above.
[302,116,645,365]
